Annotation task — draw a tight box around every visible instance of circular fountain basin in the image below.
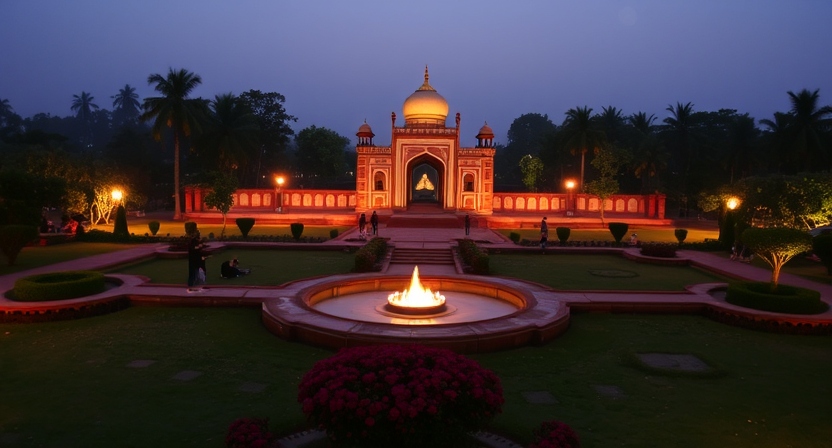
[261,273,572,353]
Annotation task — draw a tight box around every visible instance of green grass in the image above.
[0,243,131,276]
[1,308,829,447]
[491,253,727,290]
[111,249,355,286]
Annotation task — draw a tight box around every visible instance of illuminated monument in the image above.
[355,67,496,213]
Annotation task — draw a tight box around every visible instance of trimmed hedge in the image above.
[354,237,388,272]
[674,228,688,245]
[184,221,198,236]
[640,243,678,258]
[556,227,571,245]
[235,218,255,238]
[608,222,629,244]
[508,232,521,244]
[148,221,160,236]
[290,222,304,241]
[726,281,826,315]
[458,238,489,274]
[329,229,339,239]
[0,224,39,265]
[13,270,106,301]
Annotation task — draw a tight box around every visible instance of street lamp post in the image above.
[565,180,576,216]
[275,176,285,213]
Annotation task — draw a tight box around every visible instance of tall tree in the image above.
[294,126,350,183]
[561,106,606,191]
[140,68,207,220]
[195,93,259,181]
[724,113,760,183]
[596,106,626,147]
[628,112,667,193]
[497,113,557,187]
[111,84,141,129]
[785,88,832,171]
[239,90,297,187]
[759,112,795,174]
[70,91,99,147]
[662,102,698,213]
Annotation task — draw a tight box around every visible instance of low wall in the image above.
[492,193,666,219]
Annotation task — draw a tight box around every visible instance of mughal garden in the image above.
[1,68,831,447]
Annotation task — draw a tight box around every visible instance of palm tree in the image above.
[724,114,760,183]
[140,68,207,220]
[196,93,259,178]
[597,106,626,146]
[71,91,99,147]
[785,89,832,171]
[662,102,697,202]
[759,112,795,173]
[111,84,141,128]
[628,112,667,193]
[561,106,606,191]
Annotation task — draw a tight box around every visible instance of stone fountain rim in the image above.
[260,272,571,353]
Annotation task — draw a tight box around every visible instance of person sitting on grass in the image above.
[221,258,251,278]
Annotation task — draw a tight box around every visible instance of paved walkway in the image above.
[2,225,831,328]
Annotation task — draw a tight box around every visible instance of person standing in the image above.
[358,213,367,240]
[187,232,204,292]
[464,214,471,235]
[370,211,379,235]
[540,217,548,252]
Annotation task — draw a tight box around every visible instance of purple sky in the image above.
[2,1,831,147]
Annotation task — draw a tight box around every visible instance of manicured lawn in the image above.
[1,308,829,447]
[0,243,130,276]
[491,253,727,290]
[111,249,355,286]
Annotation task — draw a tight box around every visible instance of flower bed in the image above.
[298,344,504,447]
[529,420,581,448]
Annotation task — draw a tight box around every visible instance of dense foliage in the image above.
[457,238,489,274]
[354,237,388,272]
[0,224,39,265]
[298,344,503,448]
[811,233,832,275]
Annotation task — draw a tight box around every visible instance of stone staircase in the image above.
[389,248,455,266]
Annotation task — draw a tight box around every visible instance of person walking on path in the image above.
[370,211,379,235]
[187,232,206,292]
[540,216,548,252]
[464,214,471,235]
[358,213,367,240]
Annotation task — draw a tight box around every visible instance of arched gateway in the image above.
[355,67,496,213]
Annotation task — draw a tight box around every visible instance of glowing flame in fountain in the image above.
[386,266,446,314]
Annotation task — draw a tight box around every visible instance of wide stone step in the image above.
[390,248,454,265]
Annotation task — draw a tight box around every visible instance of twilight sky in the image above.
[2,1,831,147]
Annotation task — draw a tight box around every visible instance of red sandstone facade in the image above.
[183,68,666,223]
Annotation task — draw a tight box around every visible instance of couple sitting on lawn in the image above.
[220,258,251,278]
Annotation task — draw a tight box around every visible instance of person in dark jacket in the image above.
[370,211,379,235]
